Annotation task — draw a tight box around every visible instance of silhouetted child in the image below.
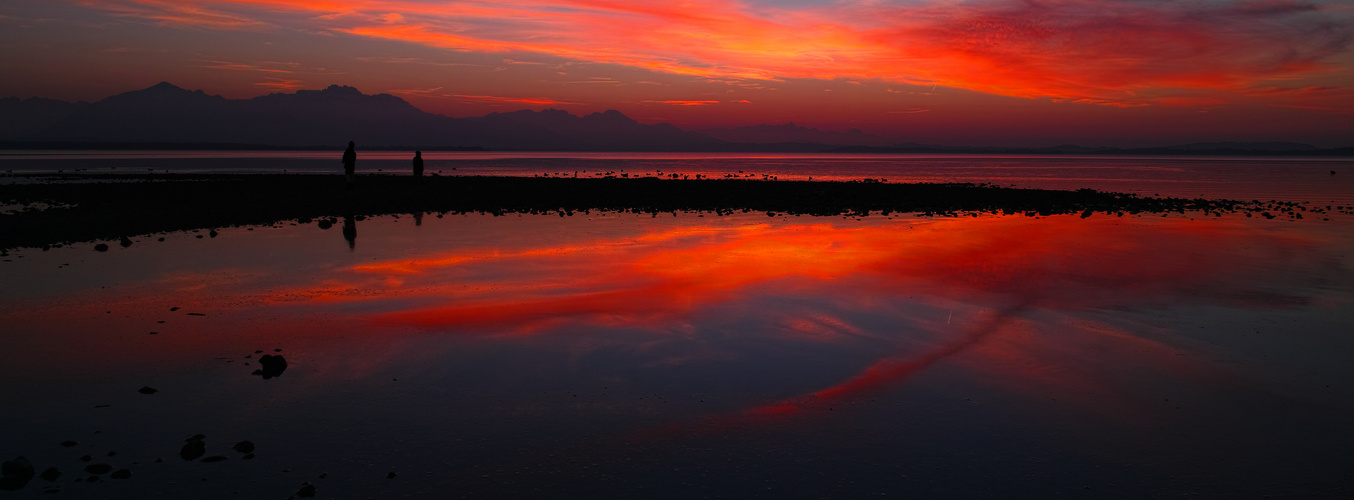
[412,150,424,177]
[342,141,356,189]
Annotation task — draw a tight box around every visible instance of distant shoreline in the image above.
[3,142,1353,157]
[0,173,1329,251]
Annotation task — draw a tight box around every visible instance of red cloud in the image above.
[74,0,1353,107]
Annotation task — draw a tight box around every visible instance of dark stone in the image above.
[252,355,287,379]
[60,440,77,447]
[317,219,333,230]
[79,455,91,462]
[242,453,255,460]
[119,236,133,247]
[94,243,109,252]
[110,469,131,479]
[209,229,218,238]
[387,471,397,479]
[1,456,36,491]
[84,464,112,475]
[86,475,98,482]
[138,386,158,394]
[39,468,60,482]
[296,482,316,498]
[107,451,116,457]
[200,456,227,463]
[180,438,206,461]
[170,307,180,311]
[232,441,255,454]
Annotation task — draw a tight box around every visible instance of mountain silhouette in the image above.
[699,123,895,147]
[11,82,720,150]
[3,84,1345,153]
[0,96,87,139]
[478,109,716,150]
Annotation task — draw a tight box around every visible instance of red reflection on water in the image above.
[749,303,1028,417]
[337,217,1322,338]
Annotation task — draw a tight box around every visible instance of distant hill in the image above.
[1162,142,1320,152]
[7,82,723,150]
[2,83,1350,154]
[0,96,87,138]
[698,123,894,147]
[830,142,1352,156]
[477,108,717,150]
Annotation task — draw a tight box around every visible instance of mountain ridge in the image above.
[1,83,1349,154]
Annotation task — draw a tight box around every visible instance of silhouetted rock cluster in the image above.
[252,354,288,379]
[1,456,35,490]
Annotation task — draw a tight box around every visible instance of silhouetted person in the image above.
[412,150,424,178]
[342,213,357,250]
[342,141,356,190]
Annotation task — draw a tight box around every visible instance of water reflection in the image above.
[342,213,357,250]
[281,216,1343,427]
[0,212,1350,497]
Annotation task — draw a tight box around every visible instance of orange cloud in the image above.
[69,0,1353,107]
[647,100,721,106]
[254,77,304,89]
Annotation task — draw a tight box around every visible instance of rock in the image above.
[242,453,255,460]
[296,482,316,498]
[84,464,112,475]
[110,469,131,479]
[138,386,158,394]
[252,355,288,380]
[180,437,206,461]
[170,307,180,311]
[39,468,60,482]
[317,219,333,230]
[60,441,77,447]
[94,243,109,252]
[200,456,227,463]
[387,471,397,479]
[232,441,255,454]
[119,236,133,248]
[79,455,91,462]
[209,229,218,238]
[1,456,36,491]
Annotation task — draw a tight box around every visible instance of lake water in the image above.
[1,155,1352,498]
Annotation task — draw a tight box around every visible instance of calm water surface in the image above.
[1,157,1352,498]
[4,151,1354,203]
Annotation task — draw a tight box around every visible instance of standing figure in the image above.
[342,141,356,189]
[412,150,424,178]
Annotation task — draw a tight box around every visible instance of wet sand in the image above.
[0,173,1322,251]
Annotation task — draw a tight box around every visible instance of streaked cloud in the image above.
[62,0,1352,107]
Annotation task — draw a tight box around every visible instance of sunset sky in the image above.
[2,0,1352,146]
